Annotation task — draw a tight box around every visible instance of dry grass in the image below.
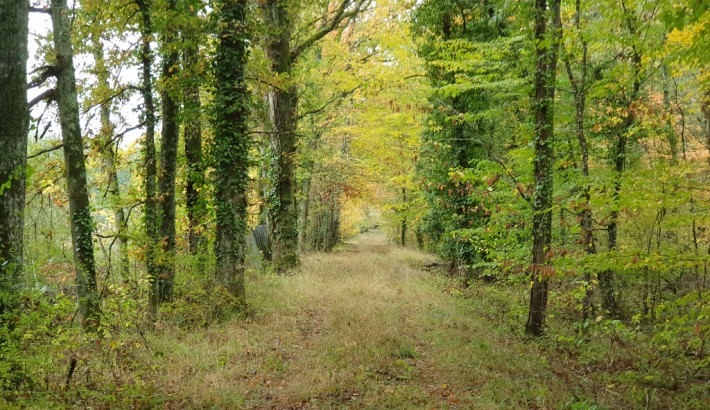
[140,231,574,409]
[12,231,708,409]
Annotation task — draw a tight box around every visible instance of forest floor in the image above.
[136,231,577,409]
[22,230,708,409]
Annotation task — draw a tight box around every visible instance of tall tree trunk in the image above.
[602,127,626,317]
[157,0,180,302]
[213,0,249,301]
[702,89,710,166]
[183,1,205,257]
[51,0,100,330]
[328,197,340,251]
[672,79,687,160]
[0,0,29,324]
[526,0,561,337]
[603,9,642,318]
[260,0,368,269]
[92,37,129,279]
[257,141,270,225]
[662,65,677,164]
[564,0,596,320]
[401,187,407,246]
[298,133,319,251]
[298,177,312,251]
[263,0,300,272]
[137,0,160,316]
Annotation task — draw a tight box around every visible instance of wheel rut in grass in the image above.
[154,230,571,409]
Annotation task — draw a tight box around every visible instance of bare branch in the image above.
[28,65,60,89]
[297,84,361,120]
[82,85,142,114]
[29,88,56,109]
[100,122,147,150]
[245,75,287,93]
[29,6,51,14]
[291,0,371,62]
[28,143,64,160]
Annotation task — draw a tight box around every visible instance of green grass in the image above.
[5,231,708,409]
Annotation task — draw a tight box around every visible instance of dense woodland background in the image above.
[0,0,709,408]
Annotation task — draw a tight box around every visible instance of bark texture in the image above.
[157,0,180,302]
[213,0,250,300]
[263,0,300,272]
[137,0,160,316]
[0,0,29,321]
[526,0,561,336]
[51,0,100,330]
[261,0,369,271]
[183,1,205,256]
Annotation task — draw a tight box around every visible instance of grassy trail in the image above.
[149,231,572,409]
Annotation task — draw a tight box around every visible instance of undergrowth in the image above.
[2,232,708,409]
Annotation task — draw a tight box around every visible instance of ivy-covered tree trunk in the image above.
[92,38,129,279]
[213,0,249,301]
[137,0,160,316]
[526,0,561,337]
[157,0,180,302]
[51,0,100,330]
[183,1,205,257]
[260,0,368,270]
[262,0,300,272]
[262,0,299,272]
[0,0,29,323]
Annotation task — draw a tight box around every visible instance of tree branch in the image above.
[28,122,144,160]
[28,65,60,89]
[101,122,147,150]
[29,88,56,109]
[82,85,143,114]
[290,0,371,62]
[28,143,64,160]
[297,84,361,120]
[245,75,287,93]
[29,6,51,14]
[402,74,427,81]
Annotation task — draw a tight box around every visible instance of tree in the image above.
[183,0,206,257]
[91,35,129,279]
[156,0,180,303]
[136,0,161,316]
[213,0,250,301]
[562,0,596,319]
[600,0,648,318]
[413,0,526,279]
[50,0,100,330]
[525,0,561,336]
[0,0,29,324]
[260,0,370,272]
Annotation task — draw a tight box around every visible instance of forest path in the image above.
[150,230,571,409]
